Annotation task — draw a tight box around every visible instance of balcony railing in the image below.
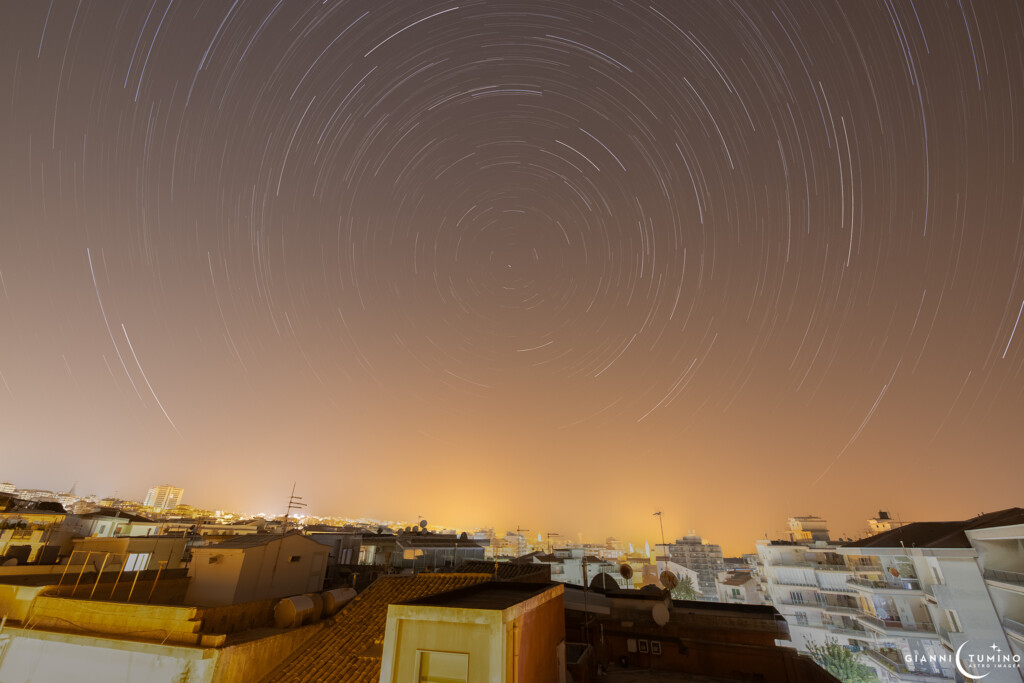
[1004,617,1024,640]
[825,623,867,637]
[857,612,936,635]
[985,569,1024,586]
[848,576,922,592]
[820,604,862,616]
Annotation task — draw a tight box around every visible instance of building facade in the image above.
[143,485,184,512]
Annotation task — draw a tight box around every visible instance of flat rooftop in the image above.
[398,581,557,610]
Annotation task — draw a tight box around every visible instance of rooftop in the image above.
[267,573,490,683]
[202,531,317,549]
[452,559,552,581]
[399,581,556,610]
[843,508,1024,549]
[80,507,154,524]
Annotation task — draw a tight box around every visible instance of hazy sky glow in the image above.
[1,1,1023,554]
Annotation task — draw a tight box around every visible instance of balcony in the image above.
[936,623,966,651]
[857,612,937,638]
[1004,617,1024,643]
[848,576,923,594]
[825,623,867,637]
[985,569,1024,593]
[820,604,862,617]
[863,649,952,683]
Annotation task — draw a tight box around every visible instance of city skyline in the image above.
[1,1,1023,557]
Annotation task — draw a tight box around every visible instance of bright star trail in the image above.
[1,1,1022,550]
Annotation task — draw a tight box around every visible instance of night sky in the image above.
[1,1,1022,552]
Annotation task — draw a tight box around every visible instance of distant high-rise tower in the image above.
[143,485,183,511]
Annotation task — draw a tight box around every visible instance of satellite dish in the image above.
[652,602,670,626]
[420,519,428,529]
[619,563,634,580]
[660,571,679,591]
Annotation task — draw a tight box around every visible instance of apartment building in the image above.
[755,525,867,656]
[658,534,725,601]
[839,509,1024,683]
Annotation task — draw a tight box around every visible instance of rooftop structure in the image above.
[268,572,493,682]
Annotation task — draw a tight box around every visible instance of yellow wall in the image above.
[385,612,502,682]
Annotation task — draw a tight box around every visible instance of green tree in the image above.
[671,574,701,601]
[806,638,876,683]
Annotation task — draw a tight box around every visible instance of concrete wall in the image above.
[511,590,565,683]
[210,622,324,682]
[187,548,246,606]
[0,626,218,683]
[0,583,48,622]
[26,595,210,646]
[243,536,326,602]
[0,621,319,683]
[187,536,328,607]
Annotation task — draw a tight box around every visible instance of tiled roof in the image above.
[81,507,153,523]
[268,573,491,683]
[453,560,552,582]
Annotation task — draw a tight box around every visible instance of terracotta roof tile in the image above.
[268,572,491,683]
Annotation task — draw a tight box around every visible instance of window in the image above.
[289,555,301,563]
[731,588,742,598]
[417,651,468,683]
[651,641,662,656]
[790,591,805,604]
[124,553,151,571]
[794,612,809,626]
[638,640,649,654]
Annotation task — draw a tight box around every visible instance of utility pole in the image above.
[653,511,666,571]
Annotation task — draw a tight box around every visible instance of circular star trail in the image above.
[0,1,1022,548]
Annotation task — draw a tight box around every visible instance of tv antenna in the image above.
[284,482,306,528]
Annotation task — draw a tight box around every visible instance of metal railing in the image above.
[857,612,935,634]
[985,568,1024,586]
[848,576,921,591]
[826,624,867,636]
[1004,617,1024,639]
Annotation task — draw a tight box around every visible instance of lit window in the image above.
[418,651,468,683]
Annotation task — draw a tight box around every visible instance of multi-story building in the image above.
[658,534,725,601]
[967,518,1024,665]
[142,485,183,512]
[755,520,866,656]
[839,508,1024,682]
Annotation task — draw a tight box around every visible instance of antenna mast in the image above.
[284,482,306,529]
[653,510,666,570]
